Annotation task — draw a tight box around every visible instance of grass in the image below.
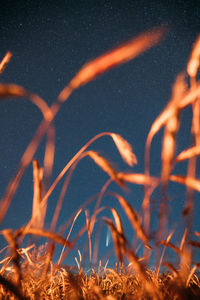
[0,26,200,299]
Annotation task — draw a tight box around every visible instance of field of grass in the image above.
[0,26,200,299]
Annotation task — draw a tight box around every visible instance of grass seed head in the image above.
[111,133,137,167]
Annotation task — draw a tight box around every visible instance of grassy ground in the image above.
[0,27,200,299]
[1,252,200,299]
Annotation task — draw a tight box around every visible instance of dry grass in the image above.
[0,27,200,299]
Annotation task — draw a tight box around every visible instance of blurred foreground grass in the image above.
[1,27,200,299]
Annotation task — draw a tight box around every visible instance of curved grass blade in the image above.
[103,217,126,263]
[0,51,12,74]
[176,145,200,162]
[170,175,200,193]
[28,160,45,230]
[87,151,124,187]
[69,26,167,90]
[14,227,72,247]
[112,192,149,244]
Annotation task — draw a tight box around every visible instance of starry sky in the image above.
[0,0,200,267]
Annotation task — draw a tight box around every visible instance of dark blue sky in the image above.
[0,0,200,267]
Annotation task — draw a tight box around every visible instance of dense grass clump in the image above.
[1,27,200,299]
[1,246,200,299]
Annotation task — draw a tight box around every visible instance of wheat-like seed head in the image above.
[103,217,126,263]
[69,26,166,89]
[112,193,149,244]
[176,145,200,162]
[111,133,137,167]
[170,175,200,193]
[110,208,124,236]
[87,151,124,187]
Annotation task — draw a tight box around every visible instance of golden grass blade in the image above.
[165,230,175,243]
[110,208,124,236]
[0,256,10,266]
[187,34,200,78]
[160,240,181,255]
[0,51,12,74]
[176,145,200,162]
[161,112,179,183]
[146,73,187,175]
[164,261,179,277]
[161,73,187,181]
[77,249,82,264]
[180,229,187,252]
[43,124,55,192]
[87,151,124,187]
[170,175,200,192]
[186,265,198,287]
[28,160,46,229]
[103,217,126,263]
[112,192,149,244]
[14,227,72,247]
[66,209,83,242]
[60,226,89,267]
[57,209,82,266]
[190,89,200,148]
[157,230,174,277]
[74,249,83,272]
[74,256,80,271]
[111,133,137,166]
[69,26,166,89]
[118,172,159,187]
[0,83,27,98]
[85,210,92,263]
[195,232,200,238]
[145,105,175,159]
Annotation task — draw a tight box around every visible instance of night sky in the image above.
[0,0,200,268]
